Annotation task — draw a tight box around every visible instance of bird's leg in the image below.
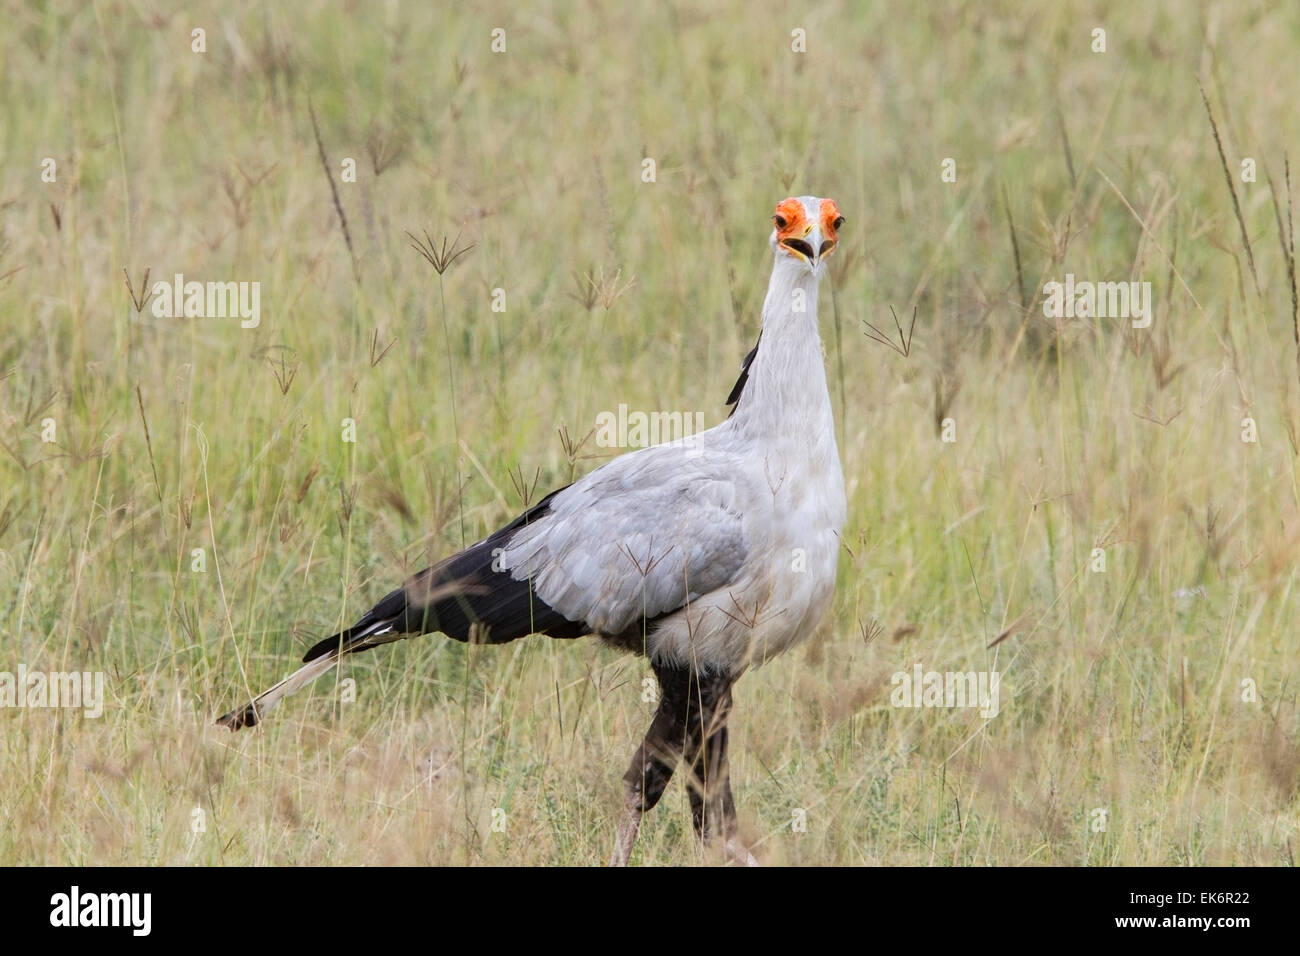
[684,674,733,842]
[610,664,693,866]
[683,672,758,866]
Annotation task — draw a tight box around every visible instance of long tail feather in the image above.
[216,620,402,730]
[216,486,584,730]
[215,652,342,730]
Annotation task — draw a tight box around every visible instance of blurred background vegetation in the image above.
[0,0,1297,864]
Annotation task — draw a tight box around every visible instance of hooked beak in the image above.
[780,225,836,271]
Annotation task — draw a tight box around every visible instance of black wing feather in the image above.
[302,486,588,662]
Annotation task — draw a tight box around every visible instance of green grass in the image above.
[1,0,1297,865]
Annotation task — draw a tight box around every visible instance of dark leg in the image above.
[611,664,757,866]
[610,664,694,866]
[681,672,757,865]
[682,672,732,840]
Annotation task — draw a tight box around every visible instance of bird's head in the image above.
[769,196,843,277]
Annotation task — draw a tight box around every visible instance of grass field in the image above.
[1,0,1298,865]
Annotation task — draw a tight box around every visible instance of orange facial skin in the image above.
[819,199,843,242]
[773,197,844,262]
[773,198,810,240]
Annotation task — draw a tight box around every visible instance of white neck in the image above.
[729,255,836,441]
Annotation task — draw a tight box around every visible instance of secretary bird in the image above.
[218,196,848,866]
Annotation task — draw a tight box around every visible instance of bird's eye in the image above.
[833,216,845,230]
[773,215,787,230]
